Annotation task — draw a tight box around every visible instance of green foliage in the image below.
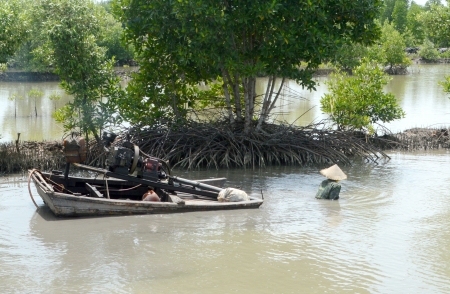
[421,3,450,47]
[115,68,194,126]
[7,43,37,71]
[424,0,443,11]
[5,0,52,72]
[439,49,450,58]
[27,89,44,99]
[114,0,382,132]
[6,0,133,72]
[402,28,417,48]
[95,6,135,64]
[406,2,426,45]
[98,0,113,12]
[331,41,368,72]
[53,104,77,131]
[0,0,28,64]
[392,0,408,33]
[368,22,411,73]
[7,93,23,102]
[321,60,405,132]
[8,93,24,117]
[419,39,440,60]
[27,89,44,116]
[48,92,62,111]
[439,74,450,98]
[38,0,124,141]
[381,0,396,23]
[49,92,61,101]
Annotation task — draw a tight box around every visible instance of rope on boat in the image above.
[27,169,40,209]
[35,172,54,192]
[45,175,75,194]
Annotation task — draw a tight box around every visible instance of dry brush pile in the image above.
[387,128,450,150]
[0,141,65,174]
[126,121,391,169]
[6,123,444,174]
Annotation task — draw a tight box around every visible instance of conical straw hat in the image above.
[320,164,347,181]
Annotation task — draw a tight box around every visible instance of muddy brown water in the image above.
[1,150,450,293]
[1,64,450,293]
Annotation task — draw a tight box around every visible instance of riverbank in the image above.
[1,125,448,174]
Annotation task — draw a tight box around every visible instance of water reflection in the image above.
[384,64,450,132]
[2,64,450,292]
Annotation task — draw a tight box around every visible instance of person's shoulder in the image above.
[329,181,341,187]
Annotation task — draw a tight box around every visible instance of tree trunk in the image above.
[243,77,250,133]
[221,69,235,125]
[268,77,285,114]
[256,76,275,131]
[255,77,286,131]
[243,76,256,134]
[231,72,242,123]
[249,77,256,121]
[170,80,181,120]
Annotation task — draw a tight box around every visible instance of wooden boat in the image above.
[29,167,263,217]
[29,133,263,217]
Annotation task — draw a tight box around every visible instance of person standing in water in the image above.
[315,164,347,200]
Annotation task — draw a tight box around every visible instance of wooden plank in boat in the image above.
[85,183,103,198]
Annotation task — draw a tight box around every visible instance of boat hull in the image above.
[31,173,263,217]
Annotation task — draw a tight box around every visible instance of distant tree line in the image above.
[331,0,450,72]
[4,0,450,75]
[1,0,134,73]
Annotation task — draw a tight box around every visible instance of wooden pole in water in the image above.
[15,133,20,154]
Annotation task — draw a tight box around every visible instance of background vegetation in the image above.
[2,0,450,152]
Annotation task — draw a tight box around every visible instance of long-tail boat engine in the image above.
[103,132,168,181]
[57,132,248,204]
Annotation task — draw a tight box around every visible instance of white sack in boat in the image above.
[217,188,249,202]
